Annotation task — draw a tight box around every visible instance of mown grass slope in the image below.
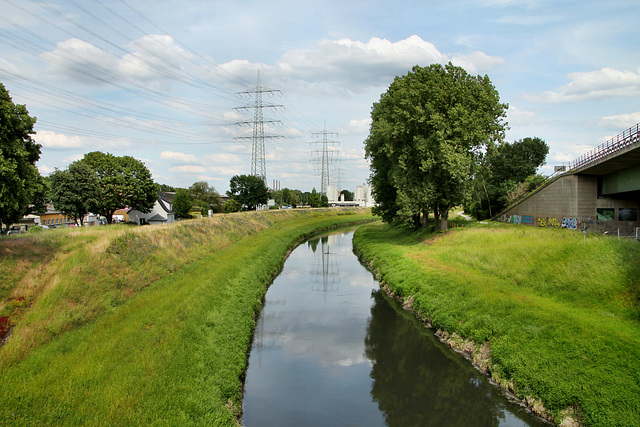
[0,208,373,425]
[353,222,640,427]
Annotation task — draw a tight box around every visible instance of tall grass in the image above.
[0,208,373,425]
[353,222,640,426]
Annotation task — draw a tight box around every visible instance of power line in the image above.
[233,71,284,185]
[311,125,339,195]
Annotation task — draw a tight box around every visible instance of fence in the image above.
[569,123,640,171]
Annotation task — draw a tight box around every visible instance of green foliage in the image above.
[80,151,158,224]
[0,209,374,425]
[465,137,549,220]
[189,181,223,214]
[0,83,44,234]
[224,198,242,213]
[50,161,101,225]
[173,188,193,219]
[354,223,640,426]
[340,189,354,201]
[309,188,321,207]
[227,175,268,211]
[364,64,508,230]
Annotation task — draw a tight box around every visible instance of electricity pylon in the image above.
[311,125,339,195]
[234,71,283,185]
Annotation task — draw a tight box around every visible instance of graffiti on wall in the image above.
[499,214,582,230]
[501,214,534,225]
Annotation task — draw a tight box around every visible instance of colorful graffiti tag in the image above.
[500,215,580,230]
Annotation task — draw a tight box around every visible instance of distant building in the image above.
[128,191,176,225]
[39,204,75,227]
[326,185,339,202]
[355,185,374,208]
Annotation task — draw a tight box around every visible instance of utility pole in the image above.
[311,125,339,195]
[234,71,283,186]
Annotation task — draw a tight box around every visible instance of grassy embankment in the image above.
[353,221,640,426]
[0,208,374,425]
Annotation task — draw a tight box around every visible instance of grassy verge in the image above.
[0,208,373,425]
[353,222,640,427]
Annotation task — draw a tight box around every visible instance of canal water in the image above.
[242,229,547,426]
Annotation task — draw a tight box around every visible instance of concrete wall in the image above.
[498,174,639,235]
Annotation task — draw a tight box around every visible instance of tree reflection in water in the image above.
[365,290,543,427]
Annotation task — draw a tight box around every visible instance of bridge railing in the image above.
[569,123,640,171]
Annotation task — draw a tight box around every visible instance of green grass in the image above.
[0,208,374,425]
[353,222,640,426]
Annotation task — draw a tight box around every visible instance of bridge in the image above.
[568,124,640,197]
[496,123,640,236]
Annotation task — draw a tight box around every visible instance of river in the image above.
[242,229,547,426]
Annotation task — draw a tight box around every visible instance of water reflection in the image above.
[242,230,547,427]
[365,290,542,426]
[309,234,340,293]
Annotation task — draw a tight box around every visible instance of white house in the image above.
[128,191,176,225]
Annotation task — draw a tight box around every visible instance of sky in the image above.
[1,0,639,195]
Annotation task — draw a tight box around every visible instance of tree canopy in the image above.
[50,161,100,225]
[0,83,45,234]
[79,151,158,224]
[188,181,223,214]
[465,137,549,220]
[226,175,268,211]
[173,188,193,219]
[364,64,508,230]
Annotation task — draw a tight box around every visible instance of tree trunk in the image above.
[433,206,441,231]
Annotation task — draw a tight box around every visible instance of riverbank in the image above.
[352,221,640,426]
[0,208,374,425]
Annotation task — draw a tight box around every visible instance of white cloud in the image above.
[599,112,640,131]
[451,51,505,74]
[506,106,545,126]
[526,67,640,103]
[169,165,206,174]
[42,38,120,83]
[119,35,192,83]
[161,151,202,165]
[217,36,504,95]
[339,118,371,135]
[35,130,85,149]
[42,35,192,88]
[204,153,243,164]
[0,58,20,75]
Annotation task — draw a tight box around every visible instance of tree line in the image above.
[365,63,548,230]
[1,80,352,233]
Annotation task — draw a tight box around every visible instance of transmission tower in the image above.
[234,71,283,185]
[311,125,339,195]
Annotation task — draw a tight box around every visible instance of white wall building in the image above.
[355,185,374,208]
[326,185,340,202]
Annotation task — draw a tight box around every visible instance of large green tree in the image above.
[50,161,101,225]
[173,188,193,219]
[465,137,549,220]
[80,151,158,224]
[364,63,508,230]
[226,175,268,211]
[0,83,46,234]
[188,181,223,214]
